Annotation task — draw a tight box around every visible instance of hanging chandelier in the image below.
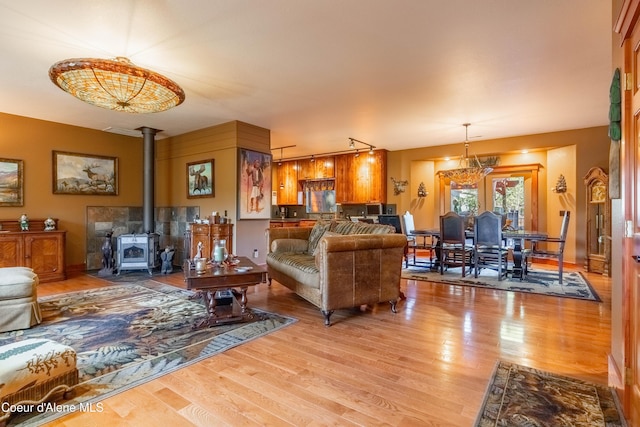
[440,123,493,186]
[49,57,185,113]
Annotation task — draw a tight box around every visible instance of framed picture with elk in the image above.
[186,159,215,198]
[52,151,118,195]
[238,148,272,220]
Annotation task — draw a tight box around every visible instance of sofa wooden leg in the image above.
[390,299,398,313]
[321,310,333,326]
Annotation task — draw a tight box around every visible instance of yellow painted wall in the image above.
[387,125,610,265]
[0,109,608,270]
[0,112,142,269]
[156,120,271,262]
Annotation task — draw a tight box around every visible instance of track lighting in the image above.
[355,149,360,158]
[348,137,375,155]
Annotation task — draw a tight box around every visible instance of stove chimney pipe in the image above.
[140,127,158,233]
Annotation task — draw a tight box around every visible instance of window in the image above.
[491,177,525,229]
[438,164,541,230]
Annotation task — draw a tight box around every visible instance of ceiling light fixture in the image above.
[48,57,185,113]
[348,138,375,155]
[440,123,493,186]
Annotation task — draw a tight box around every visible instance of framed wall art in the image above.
[53,151,118,195]
[187,159,215,198]
[0,158,24,206]
[238,149,272,219]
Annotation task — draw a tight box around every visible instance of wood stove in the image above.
[116,233,159,275]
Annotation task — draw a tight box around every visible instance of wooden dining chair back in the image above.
[439,211,474,277]
[529,210,570,283]
[400,211,432,267]
[473,211,509,280]
[377,215,402,233]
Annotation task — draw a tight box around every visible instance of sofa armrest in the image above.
[270,238,308,254]
[315,234,407,308]
[266,227,313,253]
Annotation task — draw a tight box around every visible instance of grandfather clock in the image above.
[583,167,610,275]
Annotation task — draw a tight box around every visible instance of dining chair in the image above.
[473,211,509,280]
[439,211,474,277]
[400,211,433,267]
[527,211,570,283]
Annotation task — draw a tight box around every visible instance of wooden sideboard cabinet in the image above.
[0,218,66,283]
[188,223,234,259]
[0,230,66,283]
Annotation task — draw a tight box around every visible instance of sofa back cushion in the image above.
[332,221,395,235]
[306,220,333,254]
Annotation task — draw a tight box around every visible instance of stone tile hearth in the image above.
[86,206,199,270]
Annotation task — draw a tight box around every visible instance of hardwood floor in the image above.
[34,264,612,426]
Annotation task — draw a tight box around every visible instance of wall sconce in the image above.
[417,182,428,198]
[551,174,567,193]
[390,177,408,195]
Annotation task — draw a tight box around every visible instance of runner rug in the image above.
[475,361,625,426]
[0,281,296,426]
[402,263,601,302]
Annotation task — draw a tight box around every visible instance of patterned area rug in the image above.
[0,281,296,426]
[402,262,601,301]
[475,361,625,426]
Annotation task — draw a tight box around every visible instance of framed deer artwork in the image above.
[52,151,118,195]
[186,159,214,198]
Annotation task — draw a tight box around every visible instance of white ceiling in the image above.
[0,1,612,159]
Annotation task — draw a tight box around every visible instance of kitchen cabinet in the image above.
[583,167,610,275]
[188,223,234,259]
[335,150,387,203]
[298,156,335,180]
[276,161,300,205]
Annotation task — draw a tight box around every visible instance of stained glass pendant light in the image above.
[49,57,185,113]
[440,123,492,186]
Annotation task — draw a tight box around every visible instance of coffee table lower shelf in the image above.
[190,288,266,328]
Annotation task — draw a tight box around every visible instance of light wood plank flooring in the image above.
[34,264,611,426]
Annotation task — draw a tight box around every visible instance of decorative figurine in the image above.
[44,217,56,231]
[19,214,29,231]
[195,241,203,259]
[160,247,175,274]
[98,232,114,276]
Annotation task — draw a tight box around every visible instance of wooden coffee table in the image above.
[183,256,267,328]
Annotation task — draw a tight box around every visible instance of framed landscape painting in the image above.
[238,149,272,219]
[53,151,118,195]
[186,159,214,198]
[0,158,23,206]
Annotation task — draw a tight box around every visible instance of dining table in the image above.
[409,228,548,279]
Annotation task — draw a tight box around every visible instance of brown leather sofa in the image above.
[266,221,407,325]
